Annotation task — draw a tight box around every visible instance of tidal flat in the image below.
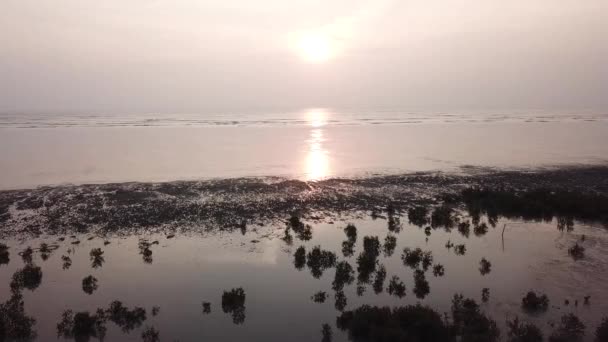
[1,166,608,341]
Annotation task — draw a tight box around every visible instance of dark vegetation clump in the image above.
[294,246,306,270]
[61,255,72,270]
[151,306,160,316]
[401,247,433,271]
[0,293,37,341]
[458,221,471,237]
[222,287,246,324]
[506,317,543,342]
[312,291,327,303]
[138,239,157,264]
[90,248,105,268]
[356,236,381,283]
[106,300,147,332]
[383,235,397,257]
[332,261,355,291]
[321,323,333,342]
[474,222,489,236]
[479,258,492,275]
[10,264,42,292]
[482,288,490,303]
[141,326,160,342]
[568,243,585,260]
[39,243,54,261]
[521,291,549,313]
[595,317,608,342]
[344,224,357,241]
[408,206,429,226]
[460,188,608,226]
[387,276,406,298]
[0,243,9,265]
[82,275,98,295]
[307,246,337,278]
[454,244,466,256]
[334,290,347,312]
[21,247,33,264]
[431,205,456,229]
[57,301,147,340]
[451,294,500,342]
[413,270,430,299]
[356,284,366,297]
[202,302,211,314]
[336,304,452,342]
[342,240,355,257]
[373,264,387,294]
[432,264,445,277]
[549,313,585,342]
[387,205,402,233]
[287,215,313,241]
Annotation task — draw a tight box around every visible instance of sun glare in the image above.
[297,33,333,63]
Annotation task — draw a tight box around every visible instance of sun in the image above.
[297,33,333,63]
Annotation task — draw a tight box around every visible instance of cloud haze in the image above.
[1,0,607,112]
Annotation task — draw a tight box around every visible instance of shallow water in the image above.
[1,213,607,341]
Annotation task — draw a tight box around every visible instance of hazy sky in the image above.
[1,0,607,113]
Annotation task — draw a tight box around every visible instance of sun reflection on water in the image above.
[304,109,330,180]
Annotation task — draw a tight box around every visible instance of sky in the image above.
[1,0,607,113]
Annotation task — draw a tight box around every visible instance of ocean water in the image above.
[0,108,606,128]
[1,108,607,190]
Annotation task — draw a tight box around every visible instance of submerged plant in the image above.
[336,304,451,341]
[90,248,105,268]
[408,206,429,227]
[507,317,543,342]
[141,326,160,342]
[482,288,490,303]
[356,236,381,283]
[321,323,332,342]
[387,275,406,298]
[10,264,42,292]
[294,246,306,270]
[334,290,347,312]
[373,264,387,294]
[312,291,327,303]
[222,287,246,324]
[0,243,9,265]
[521,291,549,313]
[61,255,72,270]
[0,292,37,341]
[568,243,585,260]
[474,222,489,236]
[451,294,500,342]
[596,317,608,342]
[383,235,397,257]
[479,258,492,275]
[454,244,466,256]
[549,313,585,342]
[307,246,336,278]
[202,302,211,314]
[458,221,471,238]
[82,275,98,295]
[432,264,445,277]
[413,270,430,299]
[332,261,355,291]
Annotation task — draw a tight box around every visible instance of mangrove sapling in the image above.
[506,317,543,342]
[568,243,585,260]
[373,264,387,294]
[383,235,397,257]
[82,275,98,295]
[432,264,445,277]
[294,246,306,270]
[141,326,160,342]
[479,258,492,275]
[387,275,406,298]
[312,291,327,303]
[321,323,333,342]
[334,291,347,312]
[222,287,246,324]
[549,313,585,342]
[521,291,549,313]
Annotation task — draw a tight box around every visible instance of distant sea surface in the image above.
[0,108,606,128]
[1,108,607,189]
